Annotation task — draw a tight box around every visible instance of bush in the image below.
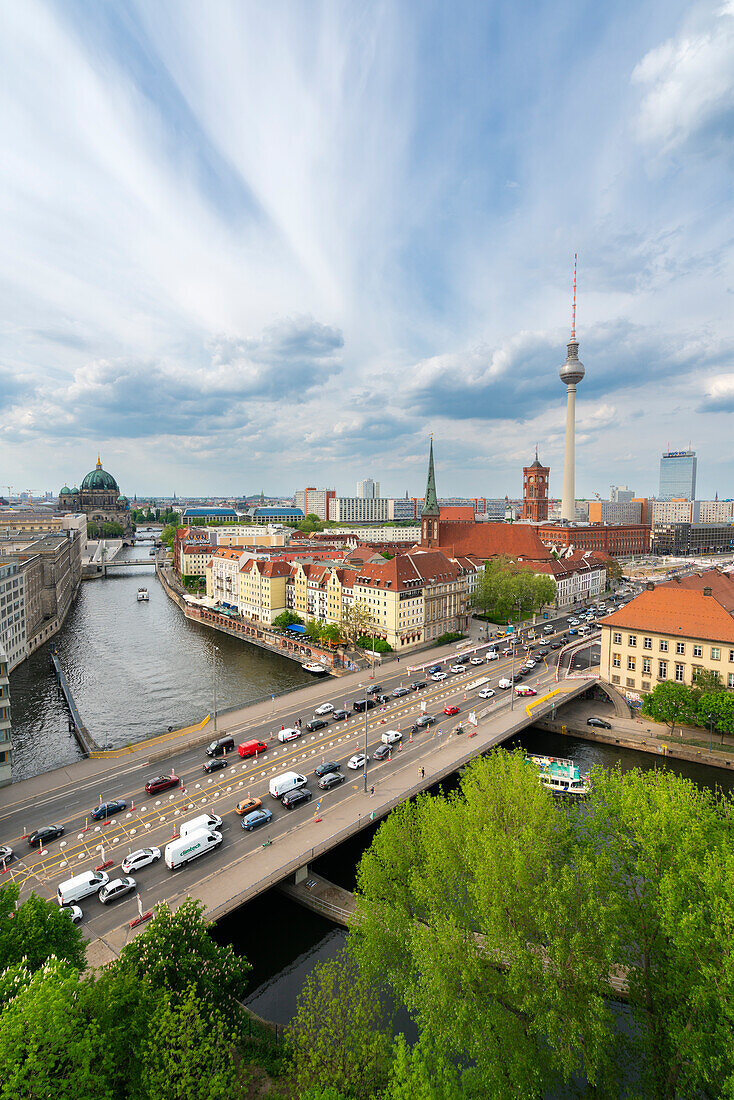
[356,636,393,653]
[434,631,465,646]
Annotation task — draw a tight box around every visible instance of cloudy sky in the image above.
[1,0,734,501]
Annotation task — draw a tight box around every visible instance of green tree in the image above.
[272,610,303,630]
[321,622,342,645]
[140,985,238,1100]
[116,898,250,1028]
[472,558,556,622]
[0,958,108,1100]
[696,689,734,744]
[340,600,375,645]
[289,949,392,1100]
[641,681,697,738]
[0,884,86,973]
[605,557,624,585]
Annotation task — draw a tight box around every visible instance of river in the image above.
[8,536,313,780]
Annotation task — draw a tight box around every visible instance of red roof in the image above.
[431,521,552,562]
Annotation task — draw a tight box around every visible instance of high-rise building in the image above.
[357,478,380,499]
[560,256,585,522]
[522,451,550,522]
[0,641,11,787]
[610,485,634,503]
[659,451,697,501]
[294,488,335,521]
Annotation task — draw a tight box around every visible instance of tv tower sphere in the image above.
[560,339,585,386]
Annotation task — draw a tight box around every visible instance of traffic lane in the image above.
[0,654,537,845]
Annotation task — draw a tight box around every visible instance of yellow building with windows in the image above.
[238,559,289,624]
[600,572,734,695]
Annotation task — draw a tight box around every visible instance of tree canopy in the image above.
[471,557,556,622]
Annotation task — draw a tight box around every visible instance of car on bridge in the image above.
[318,771,345,789]
[444,704,460,716]
[241,808,273,832]
[121,847,161,874]
[282,787,313,810]
[203,758,228,774]
[410,681,427,690]
[331,709,350,721]
[0,845,15,864]
[91,800,127,822]
[306,719,328,733]
[411,715,436,732]
[99,876,136,905]
[478,688,495,699]
[144,774,180,795]
[469,656,484,665]
[314,761,340,777]
[348,753,369,770]
[278,727,301,742]
[235,797,262,816]
[28,825,65,848]
[313,702,334,716]
[392,686,410,697]
[353,698,377,712]
[381,729,402,745]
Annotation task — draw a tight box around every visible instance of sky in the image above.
[1,0,734,501]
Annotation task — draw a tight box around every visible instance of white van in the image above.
[179,813,223,839]
[165,829,222,871]
[498,677,513,689]
[578,625,590,636]
[269,771,307,799]
[57,869,110,906]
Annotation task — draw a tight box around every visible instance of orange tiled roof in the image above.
[659,568,734,614]
[601,586,734,644]
[432,521,553,562]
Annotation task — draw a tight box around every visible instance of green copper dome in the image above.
[59,486,71,495]
[81,455,119,494]
[71,486,79,494]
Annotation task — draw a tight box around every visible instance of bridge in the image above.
[0,629,602,967]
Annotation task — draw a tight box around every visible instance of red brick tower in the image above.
[522,450,550,522]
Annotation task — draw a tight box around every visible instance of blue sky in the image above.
[1,0,734,501]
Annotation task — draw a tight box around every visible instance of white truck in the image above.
[57,870,110,906]
[268,771,307,799]
[165,829,223,871]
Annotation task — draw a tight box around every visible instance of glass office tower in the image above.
[659,451,697,500]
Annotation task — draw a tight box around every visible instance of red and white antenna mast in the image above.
[571,253,577,340]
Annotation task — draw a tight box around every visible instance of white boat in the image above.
[525,753,590,798]
[137,587,149,602]
[302,662,327,675]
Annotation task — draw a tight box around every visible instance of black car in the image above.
[314,760,340,777]
[411,681,427,691]
[411,715,436,732]
[318,771,345,790]
[513,671,524,682]
[306,719,328,733]
[366,684,384,695]
[353,698,377,712]
[374,694,389,705]
[535,649,549,658]
[454,655,469,665]
[331,709,350,721]
[90,800,127,822]
[373,743,393,760]
[28,825,64,848]
[550,641,563,649]
[281,787,313,809]
[203,758,228,774]
[587,717,612,730]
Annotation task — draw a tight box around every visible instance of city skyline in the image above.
[1,2,734,497]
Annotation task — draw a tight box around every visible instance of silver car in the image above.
[121,847,161,874]
[98,876,136,905]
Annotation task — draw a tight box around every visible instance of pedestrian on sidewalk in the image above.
[370,785,375,797]
[420,766,425,779]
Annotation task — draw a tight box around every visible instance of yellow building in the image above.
[600,571,734,695]
[238,559,289,624]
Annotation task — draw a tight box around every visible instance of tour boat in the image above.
[302,662,327,675]
[525,754,590,798]
[137,587,149,602]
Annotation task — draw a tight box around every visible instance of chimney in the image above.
[646,581,654,591]
[703,586,712,596]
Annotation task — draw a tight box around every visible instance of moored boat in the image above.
[302,662,327,675]
[525,753,590,798]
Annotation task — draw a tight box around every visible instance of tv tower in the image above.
[560,254,585,523]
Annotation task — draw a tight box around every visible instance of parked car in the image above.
[411,681,427,690]
[91,800,127,822]
[347,753,369,770]
[242,808,273,832]
[381,729,402,745]
[432,672,448,681]
[318,771,345,790]
[478,688,496,699]
[587,717,612,730]
[282,787,313,810]
[144,774,179,795]
[331,709,350,721]
[307,719,328,733]
[278,727,301,742]
[314,760,341,777]
[203,758,228,774]
[469,656,484,665]
[444,704,460,716]
[411,715,436,732]
[313,702,334,716]
[235,797,262,816]
[392,686,409,697]
[98,876,136,905]
[121,847,161,873]
[28,825,64,848]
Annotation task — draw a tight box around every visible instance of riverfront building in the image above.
[600,570,734,696]
[0,560,26,670]
[58,455,132,538]
[0,642,11,788]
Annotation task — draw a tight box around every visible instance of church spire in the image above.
[421,436,439,517]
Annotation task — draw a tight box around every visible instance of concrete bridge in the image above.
[0,630,600,968]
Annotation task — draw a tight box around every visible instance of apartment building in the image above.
[528,551,607,608]
[0,643,11,787]
[587,500,642,524]
[652,500,700,524]
[325,526,420,543]
[294,488,335,521]
[600,571,734,694]
[238,559,290,623]
[205,547,244,607]
[328,497,390,523]
[0,560,26,670]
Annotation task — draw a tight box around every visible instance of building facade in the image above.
[327,497,390,523]
[651,522,734,557]
[659,450,697,501]
[652,500,700,524]
[181,507,238,524]
[357,478,380,499]
[58,456,132,538]
[294,488,335,521]
[0,643,11,787]
[587,500,643,524]
[0,560,26,670]
[610,486,635,503]
[538,522,651,556]
[522,454,550,522]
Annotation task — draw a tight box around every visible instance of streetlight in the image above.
[212,643,219,732]
[708,712,716,754]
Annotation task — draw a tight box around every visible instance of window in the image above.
[676,642,685,655]
[658,660,667,679]
[641,681,651,692]
[693,644,702,658]
[675,663,685,682]
[612,674,620,684]
[626,677,635,687]
[711,647,721,661]
[628,635,637,647]
[613,632,622,644]
[642,657,651,675]
[659,640,668,653]
[729,673,734,688]
[643,637,652,650]
[627,656,636,670]
[612,652,621,668]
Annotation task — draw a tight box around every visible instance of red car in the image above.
[144,774,180,795]
[444,705,460,716]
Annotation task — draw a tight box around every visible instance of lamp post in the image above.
[212,643,219,732]
[708,712,715,754]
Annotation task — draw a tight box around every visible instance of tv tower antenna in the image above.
[571,252,577,340]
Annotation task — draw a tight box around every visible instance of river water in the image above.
[8,536,312,780]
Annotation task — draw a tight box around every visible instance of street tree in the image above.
[0,884,86,973]
[641,681,697,737]
[340,600,375,645]
[272,611,303,630]
[472,558,556,623]
[696,688,734,744]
